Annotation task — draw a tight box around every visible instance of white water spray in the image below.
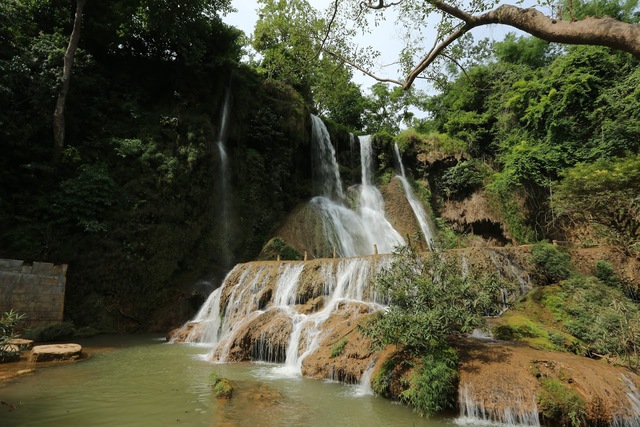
[393,143,436,250]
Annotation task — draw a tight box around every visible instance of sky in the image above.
[222,0,526,94]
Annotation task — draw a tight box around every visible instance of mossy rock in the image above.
[212,377,233,399]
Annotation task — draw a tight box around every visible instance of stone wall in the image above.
[0,259,67,328]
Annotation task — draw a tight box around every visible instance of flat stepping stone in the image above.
[8,338,34,348]
[30,344,82,362]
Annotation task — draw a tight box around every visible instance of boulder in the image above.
[30,344,82,362]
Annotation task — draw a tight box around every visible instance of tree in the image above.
[52,0,87,164]
[252,0,368,129]
[363,82,424,133]
[321,0,640,89]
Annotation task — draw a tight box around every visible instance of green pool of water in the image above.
[0,336,458,426]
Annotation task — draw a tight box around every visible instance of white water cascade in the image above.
[174,256,389,380]
[310,116,404,257]
[393,143,436,250]
[457,383,541,426]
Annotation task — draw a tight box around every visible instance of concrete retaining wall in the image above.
[0,259,67,328]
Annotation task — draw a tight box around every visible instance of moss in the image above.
[372,358,397,398]
[537,378,586,426]
[330,339,347,358]
[209,370,233,399]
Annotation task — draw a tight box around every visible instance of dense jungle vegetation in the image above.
[0,0,638,344]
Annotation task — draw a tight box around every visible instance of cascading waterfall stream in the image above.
[310,116,404,256]
[358,136,405,254]
[393,143,436,250]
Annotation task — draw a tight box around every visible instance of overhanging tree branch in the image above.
[323,48,404,85]
[354,0,640,89]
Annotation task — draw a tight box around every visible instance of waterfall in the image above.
[311,114,344,200]
[178,257,386,380]
[217,89,233,265]
[358,136,405,254]
[309,118,404,256]
[354,360,376,396]
[393,143,436,250]
[457,383,540,426]
[613,375,640,427]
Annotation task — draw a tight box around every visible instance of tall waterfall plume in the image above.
[393,143,436,250]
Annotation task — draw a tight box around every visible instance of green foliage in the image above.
[209,370,233,399]
[439,159,486,200]
[363,83,426,134]
[364,246,511,355]
[594,260,619,287]
[330,338,347,358]
[259,237,301,261]
[554,154,640,254]
[537,378,586,427]
[53,163,119,233]
[24,322,76,342]
[399,348,459,417]
[371,357,398,398]
[530,242,572,285]
[494,33,556,68]
[527,276,640,365]
[0,310,26,363]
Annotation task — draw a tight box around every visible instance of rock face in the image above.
[30,344,82,362]
[457,339,640,425]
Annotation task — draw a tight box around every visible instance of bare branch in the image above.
[440,52,474,85]
[318,0,341,55]
[403,22,472,89]
[361,0,403,10]
[323,48,404,85]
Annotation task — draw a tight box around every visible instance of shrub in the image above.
[259,237,301,261]
[399,347,459,417]
[594,260,619,287]
[531,242,571,284]
[440,159,485,200]
[0,310,26,363]
[24,322,75,342]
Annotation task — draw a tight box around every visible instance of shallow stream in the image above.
[0,336,457,426]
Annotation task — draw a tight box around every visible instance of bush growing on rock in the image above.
[364,246,511,416]
[531,242,572,285]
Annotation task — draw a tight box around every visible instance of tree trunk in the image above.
[52,0,87,164]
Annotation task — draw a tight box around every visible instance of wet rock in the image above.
[30,344,82,362]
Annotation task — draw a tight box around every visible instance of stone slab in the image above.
[30,344,82,362]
